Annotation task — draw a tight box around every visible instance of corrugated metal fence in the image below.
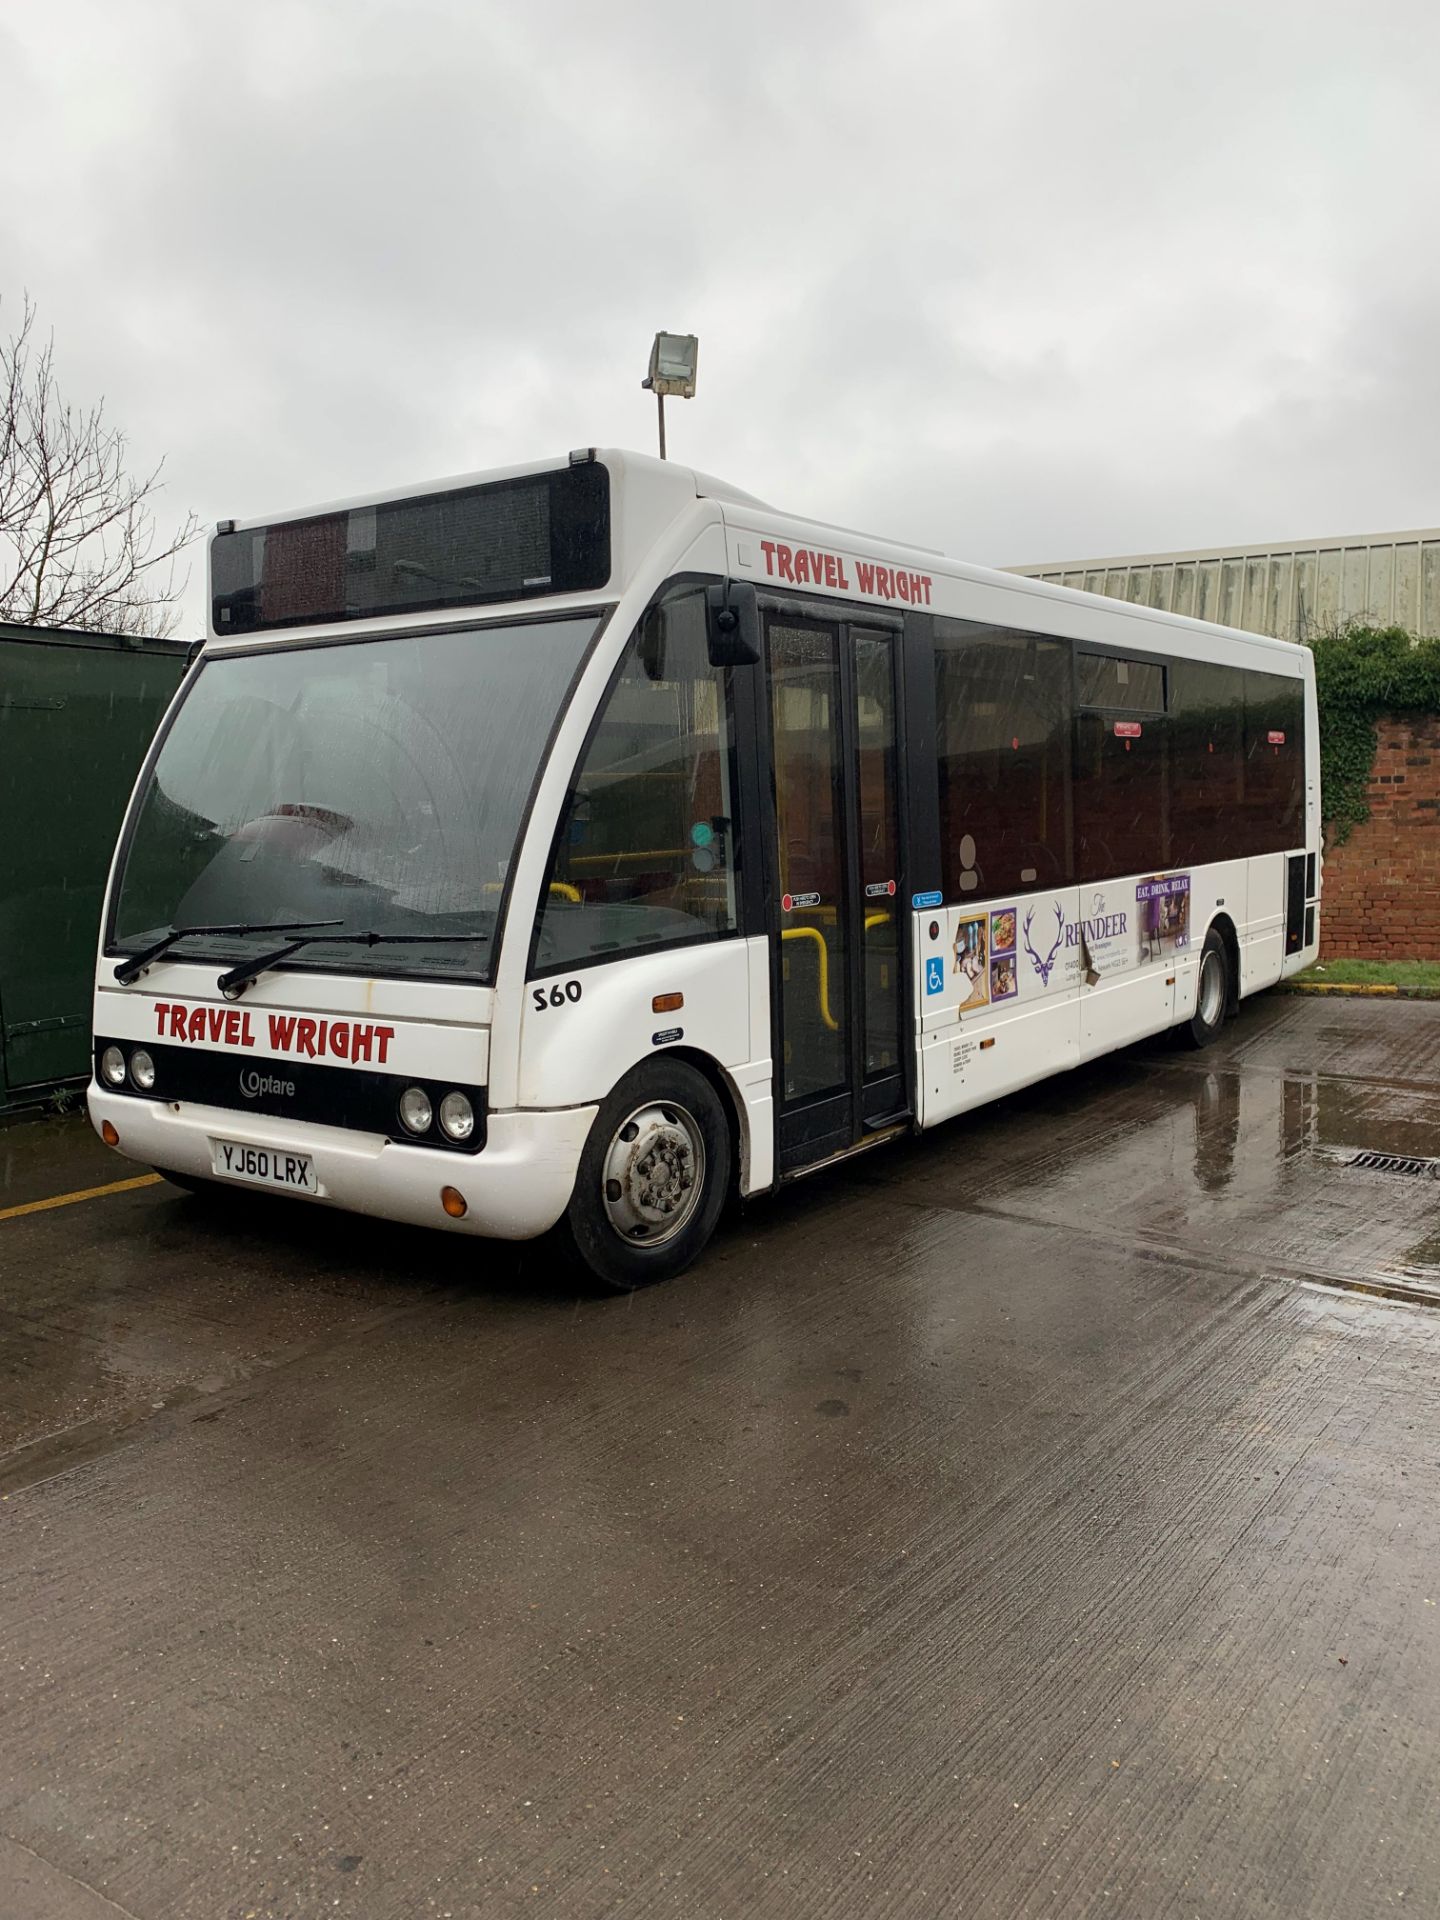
[1010,530,1440,641]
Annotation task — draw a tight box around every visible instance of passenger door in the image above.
[765,613,908,1175]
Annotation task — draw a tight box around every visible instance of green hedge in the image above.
[1304,624,1440,844]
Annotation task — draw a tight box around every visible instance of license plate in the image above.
[211,1138,318,1194]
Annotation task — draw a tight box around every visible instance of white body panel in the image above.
[1240,854,1285,993]
[88,1085,594,1239]
[911,852,1299,1129]
[515,938,772,1193]
[91,449,1321,1248]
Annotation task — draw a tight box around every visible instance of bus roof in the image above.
[209,448,1311,668]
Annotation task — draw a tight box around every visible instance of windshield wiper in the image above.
[114,921,343,986]
[216,929,488,1000]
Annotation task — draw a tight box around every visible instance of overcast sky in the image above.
[3,0,1437,637]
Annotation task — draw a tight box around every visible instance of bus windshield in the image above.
[109,615,599,984]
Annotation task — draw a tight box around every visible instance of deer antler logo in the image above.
[1023,901,1065,987]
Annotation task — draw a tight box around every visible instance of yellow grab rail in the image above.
[483,880,583,902]
[780,912,895,1036]
[567,848,688,869]
[780,926,838,1032]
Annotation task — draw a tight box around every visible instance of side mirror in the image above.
[637,603,668,682]
[705,580,761,668]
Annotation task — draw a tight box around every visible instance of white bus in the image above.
[90,450,1321,1287]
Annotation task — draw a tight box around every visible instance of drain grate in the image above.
[1349,1151,1440,1179]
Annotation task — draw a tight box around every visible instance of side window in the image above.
[934,621,1072,901]
[1169,660,1246,865]
[1076,652,1165,713]
[1074,652,1169,882]
[536,589,739,969]
[1243,671,1305,854]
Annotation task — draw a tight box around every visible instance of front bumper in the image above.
[88,1086,597,1240]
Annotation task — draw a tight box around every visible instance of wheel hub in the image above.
[600,1102,705,1246]
[1200,950,1225,1026]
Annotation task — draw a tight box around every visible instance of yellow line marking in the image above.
[1287,982,1399,996]
[0,1173,162,1224]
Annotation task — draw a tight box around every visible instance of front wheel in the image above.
[1182,929,1230,1049]
[556,1059,732,1291]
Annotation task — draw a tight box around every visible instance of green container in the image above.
[1,621,187,1105]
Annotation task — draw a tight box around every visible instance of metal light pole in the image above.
[641,333,699,460]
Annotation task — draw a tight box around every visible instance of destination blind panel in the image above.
[211,463,610,633]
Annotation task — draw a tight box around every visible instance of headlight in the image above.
[130,1048,156,1091]
[439,1091,475,1142]
[101,1046,127,1086]
[398,1086,433,1135]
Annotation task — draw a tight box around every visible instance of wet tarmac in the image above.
[2,993,1439,1918]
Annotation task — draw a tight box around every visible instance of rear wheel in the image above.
[1182,928,1229,1049]
[557,1059,732,1291]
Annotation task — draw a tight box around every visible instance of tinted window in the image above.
[770,622,849,1100]
[1169,660,1246,865]
[929,625,1303,889]
[1243,671,1306,853]
[1074,706,1169,881]
[537,590,739,969]
[856,632,902,1079]
[1168,660,1304,860]
[935,621,1072,900]
[1077,653,1166,713]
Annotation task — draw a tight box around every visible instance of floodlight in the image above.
[644,332,699,399]
[641,331,699,457]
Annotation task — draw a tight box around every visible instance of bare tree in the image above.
[0,295,198,637]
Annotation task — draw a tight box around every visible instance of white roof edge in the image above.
[212,450,1308,664]
[685,467,775,511]
[218,447,781,533]
[974,567,1309,660]
[721,501,1308,662]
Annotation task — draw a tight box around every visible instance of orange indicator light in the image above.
[979,1037,996,1051]
[652,992,684,1013]
[440,1186,468,1219]
[100,1120,120,1147]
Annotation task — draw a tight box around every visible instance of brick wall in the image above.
[1321,713,1440,959]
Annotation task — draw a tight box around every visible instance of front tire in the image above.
[1182,928,1230,1049]
[557,1059,731,1291]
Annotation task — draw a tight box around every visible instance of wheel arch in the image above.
[572,1043,751,1204]
[660,1045,749,1201]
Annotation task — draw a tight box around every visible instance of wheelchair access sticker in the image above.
[925,955,946,996]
